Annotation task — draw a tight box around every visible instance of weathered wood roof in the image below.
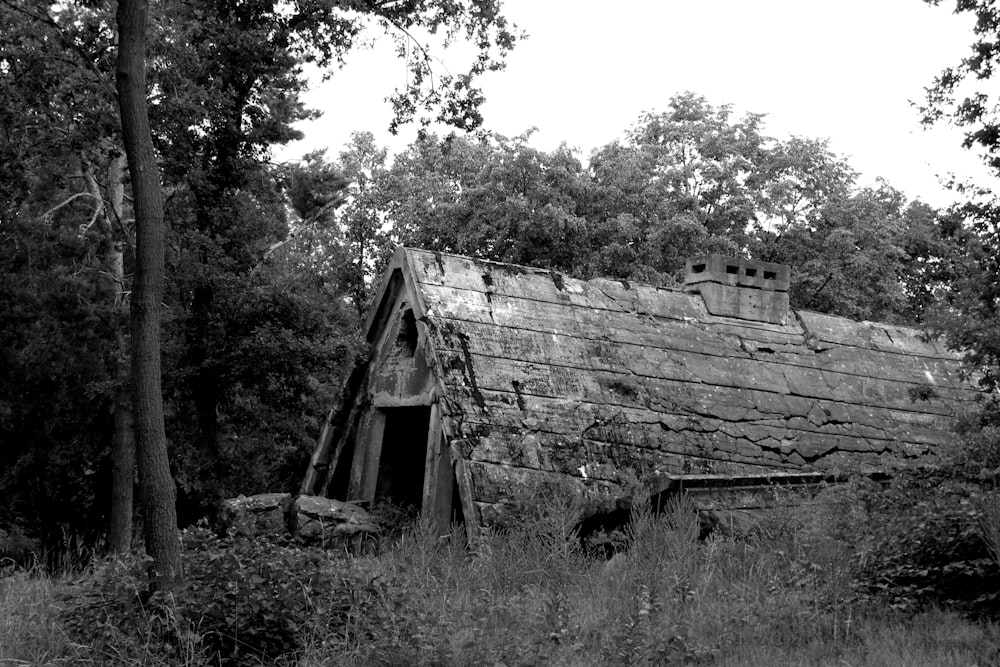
[393,248,976,520]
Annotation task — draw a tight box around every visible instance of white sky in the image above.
[279,0,997,208]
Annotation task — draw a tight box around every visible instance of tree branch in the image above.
[36,192,102,223]
[806,272,834,309]
[383,15,440,92]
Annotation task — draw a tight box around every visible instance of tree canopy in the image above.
[0,0,521,561]
[921,0,1000,393]
[314,92,953,325]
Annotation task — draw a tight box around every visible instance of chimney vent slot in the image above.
[683,253,790,325]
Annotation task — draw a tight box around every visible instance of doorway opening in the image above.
[374,406,430,510]
[326,435,355,501]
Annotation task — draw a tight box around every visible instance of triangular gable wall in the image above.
[302,248,472,535]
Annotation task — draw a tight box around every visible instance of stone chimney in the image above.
[684,254,790,325]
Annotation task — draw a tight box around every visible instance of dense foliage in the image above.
[0,0,519,557]
[321,95,959,325]
[921,0,1000,393]
[58,527,385,665]
[841,0,1000,619]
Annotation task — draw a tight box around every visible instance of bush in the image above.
[858,468,1000,616]
[59,527,384,665]
[0,523,40,569]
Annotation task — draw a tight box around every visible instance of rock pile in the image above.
[220,493,379,551]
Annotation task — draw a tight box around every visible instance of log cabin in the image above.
[301,247,977,538]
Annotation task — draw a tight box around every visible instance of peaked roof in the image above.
[365,248,977,518]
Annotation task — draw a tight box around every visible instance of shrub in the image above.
[59,526,384,665]
[0,523,40,569]
[858,468,1000,616]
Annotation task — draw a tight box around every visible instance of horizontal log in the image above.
[409,249,953,359]
[427,312,969,398]
[410,249,704,321]
[448,410,934,481]
[433,344,967,419]
[464,459,623,510]
[796,310,950,357]
[443,385,954,449]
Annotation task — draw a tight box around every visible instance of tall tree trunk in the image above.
[83,154,135,555]
[107,154,136,555]
[109,364,136,553]
[115,0,181,589]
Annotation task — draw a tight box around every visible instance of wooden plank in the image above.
[302,406,338,495]
[411,248,808,337]
[450,440,482,540]
[435,376,953,482]
[421,402,443,527]
[796,310,950,357]
[453,409,937,478]
[463,385,952,453]
[432,315,969,398]
[409,249,675,317]
[409,249,958,362]
[420,285,970,394]
[439,369,959,453]
[460,458,862,514]
[457,425,797,479]
[350,409,386,502]
[433,345,967,418]
[459,387,956,449]
[463,459,621,508]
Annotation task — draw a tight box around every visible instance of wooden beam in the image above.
[320,398,366,498]
[372,390,435,408]
[421,402,453,534]
[348,409,386,503]
[450,440,480,542]
[301,406,338,495]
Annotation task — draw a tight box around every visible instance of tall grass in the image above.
[2,489,998,666]
[0,565,73,664]
[299,491,998,666]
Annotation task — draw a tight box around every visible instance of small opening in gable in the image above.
[726,265,739,275]
[763,270,777,280]
[397,308,418,357]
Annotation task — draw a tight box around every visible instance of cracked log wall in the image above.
[401,249,976,525]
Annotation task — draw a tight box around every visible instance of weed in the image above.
[4,487,1000,665]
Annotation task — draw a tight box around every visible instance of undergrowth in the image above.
[2,485,999,666]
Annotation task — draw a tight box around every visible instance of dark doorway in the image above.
[374,406,430,510]
[326,435,355,501]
